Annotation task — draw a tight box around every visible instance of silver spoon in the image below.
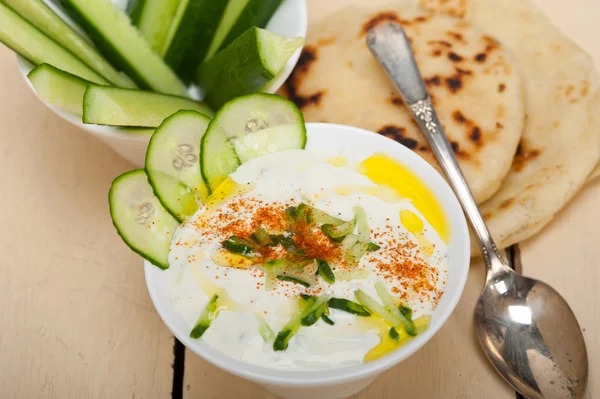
[366,22,588,399]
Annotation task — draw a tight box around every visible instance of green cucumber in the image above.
[82,86,213,127]
[355,289,415,335]
[353,206,370,243]
[145,110,210,222]
[109,169,179,269]
[374,282,416,336]
[128,0,181,54]
[162,0,228,83]
[205,93,306,164]
[328,298,371,317]
[197,27,303,109]
[316,260,335,284]
[4,0,135,87]
[59,0,187,95]
[190,294,219,338]
[273,294,329,351]
[221,236,256,256]
[27,63,93,115]
[256,314,275,343]
[0,2,107,84]
[204,0,282,60]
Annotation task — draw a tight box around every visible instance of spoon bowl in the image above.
[475,268,588,399]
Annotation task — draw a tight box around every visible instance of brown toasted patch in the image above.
[455,67,472,76]
[419,146,429,151]
[446,77,462,93]
[496,105,504,119]
[316,37,336,47]
[432,49,442,57]
[483,35,499,52]
[346,60,354,69]
[361,12,401,36]
[496,122,504,129]
[390,96,404,106]
[452,110,467,124]
[425,75,441,87]
[499,198,514,209]
[512,141,542,172]
[565,85,574,96]
[283,46,325,109]
[474,53,487,63]
[447,31,464,42]
[581,80,590,97]
[414,16,429,23]
[448,52,463,62]
[482,211,493,219]
[470,127,482,144]
[428,40,452,48]
[552,121,560,128]
[498,83,506,93]
[377,125,419,150]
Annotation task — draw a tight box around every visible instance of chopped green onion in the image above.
[353,206,370,243]
[322,315,335,325]
[256,314,275,343]
[316,259,336,284]
[221,236,255,256]
[389,327,400,341]
[276,275,311,287]
[367,242,381,252]
[190,294,219,339]
[373,283,416,336]
[251,228,273,246]
[328,297,371,316]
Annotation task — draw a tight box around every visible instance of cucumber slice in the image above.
[197,27,304,109]
[162,0,228,83]
[59,0,187,95]
[4,0,135,87]
[145,110,210,222]
[204,0,282,60]
[109,169,179,269]
[128,0,181,54]
[83,86,213,127]
[200,122,240,192]
[27,63,93,115]
[190,294,220,338]
[204,93,306,164]
[0,2,107,84]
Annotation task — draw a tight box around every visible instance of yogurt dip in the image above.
[165,148,449,371]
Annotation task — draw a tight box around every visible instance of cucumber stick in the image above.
[59,0,187,95]
[4,0,135,88]
[162,0,228,83]
[0,2,107,84]
[197,27,303,110]
[109,169,179,269]
[83,86,213,127]
[27,63,92,115]
[204,0,282,60]
[128,0,181,54]
[145,110,210,222]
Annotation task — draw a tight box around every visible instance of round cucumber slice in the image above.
[146,110,210,222]
[109,169,179,269]
[200,93,306,192]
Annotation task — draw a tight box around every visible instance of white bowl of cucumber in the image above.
[135,117,470,398]
[12,0,307,167]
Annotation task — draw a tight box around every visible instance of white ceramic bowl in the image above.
[16,0,307,167]
[144,123,471,399]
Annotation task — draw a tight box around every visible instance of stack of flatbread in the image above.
[278,0,600,257]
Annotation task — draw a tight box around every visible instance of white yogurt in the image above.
[164,149,448,371]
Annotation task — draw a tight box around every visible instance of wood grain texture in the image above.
[0,47,173,398]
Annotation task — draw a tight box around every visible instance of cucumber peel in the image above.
[109,169,179,269]
[190,294,220,339]
[145,110,210,222]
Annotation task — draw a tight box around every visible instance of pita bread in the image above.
[419,0,600,255]
[279,4,525,204]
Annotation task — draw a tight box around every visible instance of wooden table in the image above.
[0,1,598,398]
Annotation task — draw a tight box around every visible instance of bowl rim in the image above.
[15,0,308,143]
[143,122,471,386]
